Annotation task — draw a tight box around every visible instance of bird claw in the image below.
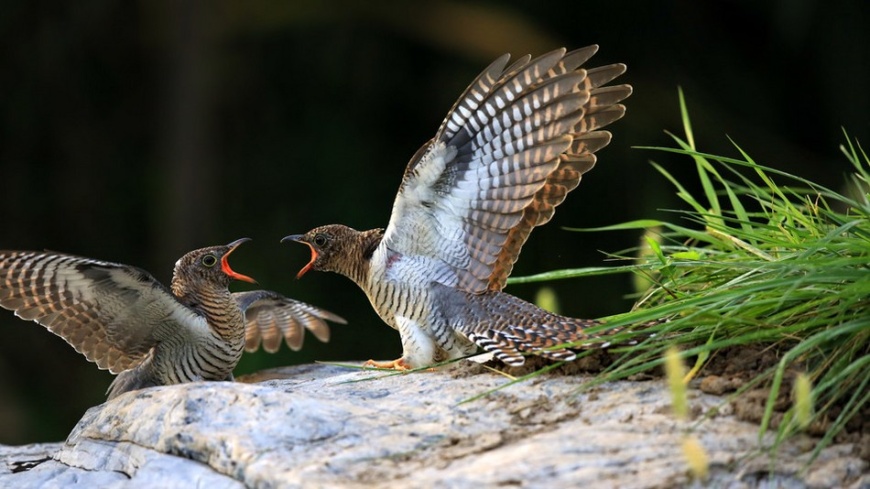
[364,358,411,371]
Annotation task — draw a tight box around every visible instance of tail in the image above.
[455,290,662,367]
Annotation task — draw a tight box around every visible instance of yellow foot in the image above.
[364,358,411,371]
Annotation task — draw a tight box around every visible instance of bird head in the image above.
[173,238,257,290]
[282,225,364,279]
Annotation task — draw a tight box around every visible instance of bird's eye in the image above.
[201,254,218,267]
[314,234,328,247]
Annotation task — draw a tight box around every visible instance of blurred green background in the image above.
[0,1,866,444]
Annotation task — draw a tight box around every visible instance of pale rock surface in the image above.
[0,363,866,488]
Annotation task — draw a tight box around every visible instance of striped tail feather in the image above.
[454,289,666,367]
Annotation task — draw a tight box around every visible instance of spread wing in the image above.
[382,46,632,293]
[0,251,192,374]
[234,290,346,353]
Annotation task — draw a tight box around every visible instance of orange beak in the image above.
[221,238,257,284]
[282,234,316,279]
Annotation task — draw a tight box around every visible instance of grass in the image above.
[507,90,869,460]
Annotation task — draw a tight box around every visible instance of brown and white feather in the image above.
[0,251,184,373]
[383,46,631,294]
[236,290,345,353]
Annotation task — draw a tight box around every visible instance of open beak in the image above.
[221,237,257,284]
[282,234,316,279]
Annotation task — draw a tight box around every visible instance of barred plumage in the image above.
[0,239,345,399]
[285,47,635,369]
[238,289,341,353]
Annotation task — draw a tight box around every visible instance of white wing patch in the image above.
[384,141,470,272]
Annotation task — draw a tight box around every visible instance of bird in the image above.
[284,46,633,370]
[0,238,345,399]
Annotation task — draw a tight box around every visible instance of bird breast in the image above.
[365,246,454,330]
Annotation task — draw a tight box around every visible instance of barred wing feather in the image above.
[382,46,632,293]
[235,290,345,353]
[0,251,194,373]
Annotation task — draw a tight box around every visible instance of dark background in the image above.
[1,1,866,444]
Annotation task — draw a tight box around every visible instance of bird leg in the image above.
[364,358,411,371]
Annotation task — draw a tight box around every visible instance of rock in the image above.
[0,363,866,488]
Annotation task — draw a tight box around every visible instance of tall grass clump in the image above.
[509,91,869,457]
